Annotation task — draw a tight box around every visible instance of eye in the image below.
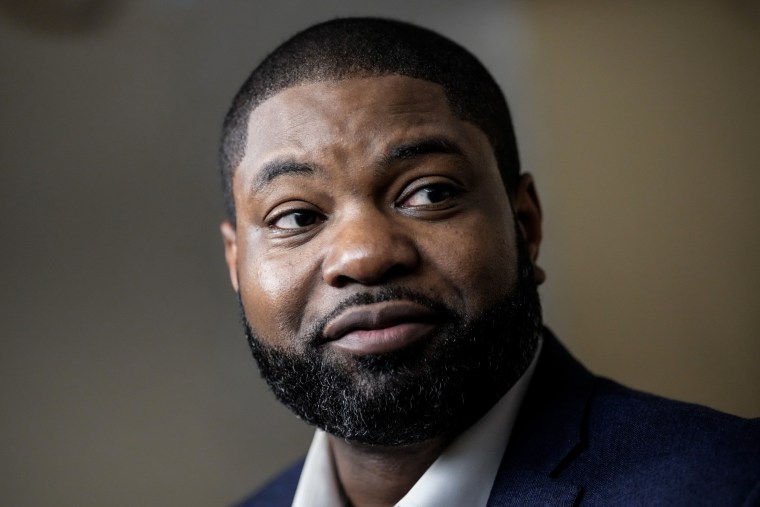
[269,209,323,230]
[400,182,460,208]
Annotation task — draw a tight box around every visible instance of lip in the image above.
[322,301,439,355]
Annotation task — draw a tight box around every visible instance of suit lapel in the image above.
[487,329,595,507]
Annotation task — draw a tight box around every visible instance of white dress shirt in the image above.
[292,336,542,507]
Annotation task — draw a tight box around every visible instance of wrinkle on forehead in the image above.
[242,76,456,161]
[249,75,452,134]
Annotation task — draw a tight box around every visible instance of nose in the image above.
[321,209,420,287]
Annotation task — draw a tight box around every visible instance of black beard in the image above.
[239,238,543,446]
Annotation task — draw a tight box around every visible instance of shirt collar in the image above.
[292,336,543,507]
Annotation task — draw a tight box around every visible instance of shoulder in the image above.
[576,377,760,504]
[233,458,305,507]
[509,330,760,505]
[589,376,760,459]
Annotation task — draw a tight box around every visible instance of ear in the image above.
[220,221,240,292]
[513,173,546,285]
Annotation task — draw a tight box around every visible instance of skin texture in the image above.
[222,75,544,507]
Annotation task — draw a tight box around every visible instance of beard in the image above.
[239,236,543,447]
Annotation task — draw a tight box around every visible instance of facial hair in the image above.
[239,236,543,446]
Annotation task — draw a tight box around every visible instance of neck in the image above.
[329,433,452,507]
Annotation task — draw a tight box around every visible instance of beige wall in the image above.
[1,1,757,505]
[520,1,760,417]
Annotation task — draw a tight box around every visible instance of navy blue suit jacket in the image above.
[238,331,760,506]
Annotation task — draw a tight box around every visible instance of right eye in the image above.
[269,209,323,230]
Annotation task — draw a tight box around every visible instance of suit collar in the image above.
[487,328,594,506]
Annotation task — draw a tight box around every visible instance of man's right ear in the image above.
[220,221,239,292]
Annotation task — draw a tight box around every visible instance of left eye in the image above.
[401,184,457,207]
[271,210,322,230]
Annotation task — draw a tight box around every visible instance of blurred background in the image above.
[1,0,758,505]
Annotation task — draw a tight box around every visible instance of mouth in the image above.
[322,300,440,355]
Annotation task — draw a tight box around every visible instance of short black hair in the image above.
[219,17,520,224]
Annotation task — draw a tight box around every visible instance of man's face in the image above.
[222,75,543,445]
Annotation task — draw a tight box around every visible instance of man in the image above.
[219,17,760,507]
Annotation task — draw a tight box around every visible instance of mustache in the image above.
[303,287,457,347]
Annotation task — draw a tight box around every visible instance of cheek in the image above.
[425,217,517,314]
[236,235,317,347]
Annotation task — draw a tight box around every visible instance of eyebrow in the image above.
[251,160,316,193]
[386,137,464,163]
[249,137,464,193]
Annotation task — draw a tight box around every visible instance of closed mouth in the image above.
[322,300,440,355]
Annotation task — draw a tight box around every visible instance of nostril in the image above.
[339,261,415,287]
[383,262,415,281]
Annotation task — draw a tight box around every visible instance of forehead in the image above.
[250,75,452,127]
[238,76,488,173]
